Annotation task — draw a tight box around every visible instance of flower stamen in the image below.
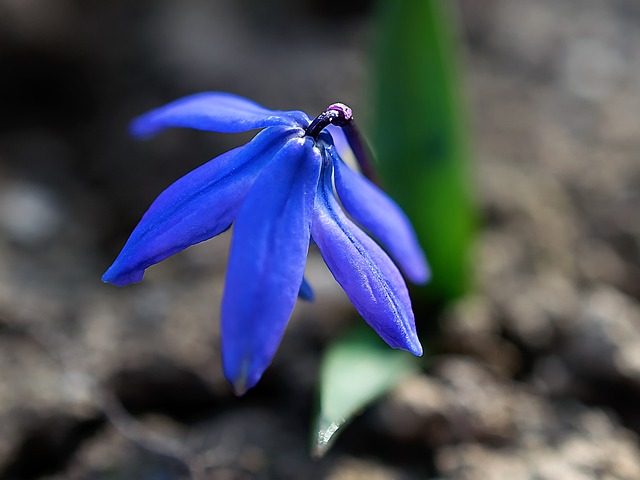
[305,103,353,139]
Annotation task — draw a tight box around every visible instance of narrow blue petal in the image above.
[311,162,423,356]
[221,136,322,394]
[298,277,315,302]
[131,92,311,137]
[325,125,351,160]
[103,126,298,286]
[331,145,430,285]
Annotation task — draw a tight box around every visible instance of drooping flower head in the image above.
[103,92,430,394]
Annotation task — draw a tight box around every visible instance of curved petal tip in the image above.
[102,264,144,286]
[412,261,432,286]
[226,359,261,396]
[298,277,315,302]
[231,379,249,397]
[406,338,424,357]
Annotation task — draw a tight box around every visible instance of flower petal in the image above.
[311,162,423,356]
[331,145,430,285]
[298,277,314,302]
[131,92,310,137]
[103,126,298,286]
[221,136,322,394]
[325,125,352,162]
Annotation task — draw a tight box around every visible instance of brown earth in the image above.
[1,0,639,479]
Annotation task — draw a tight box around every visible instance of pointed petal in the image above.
[103,126,297,286]
[221,136,322,394]
[311,162,423,356]
[298,277,315,302]
[131,92,310,137]
[331,146,430,285]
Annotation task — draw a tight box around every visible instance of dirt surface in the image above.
[1,0,640,479]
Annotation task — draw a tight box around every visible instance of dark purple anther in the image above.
[306,103,379,185]
[326,103,353,124]
[305,103,352,139]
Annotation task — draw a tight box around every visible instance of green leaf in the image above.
[312,324,419,458]
[370,0,476,302]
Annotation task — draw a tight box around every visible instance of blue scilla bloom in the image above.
[103,92,430,394]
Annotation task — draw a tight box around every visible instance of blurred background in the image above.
[1,0,640,478]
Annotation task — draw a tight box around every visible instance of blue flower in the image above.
[103,92,430,394]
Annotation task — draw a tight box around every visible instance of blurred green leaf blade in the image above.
[370,0,477,302]
[312,324,419,458]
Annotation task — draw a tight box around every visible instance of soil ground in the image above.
[1,1,640,479]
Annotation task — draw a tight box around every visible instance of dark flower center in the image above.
[305,103,353,139]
